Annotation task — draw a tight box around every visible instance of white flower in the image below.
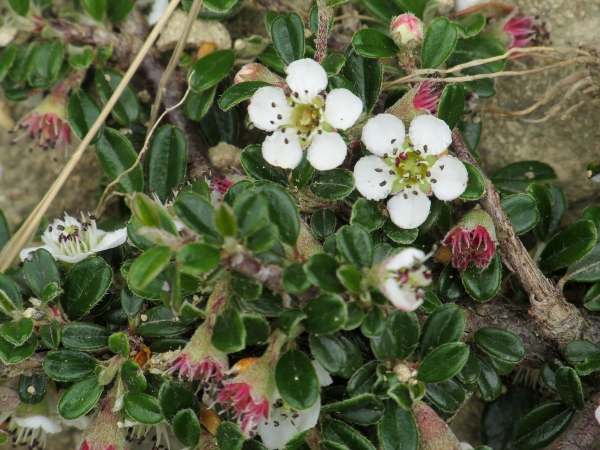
[378,248,432,311]
[248,58,363,171]
[20,212,127,264]
[257,360,333,449]
[0,409,62,448]
[355,114,468,229]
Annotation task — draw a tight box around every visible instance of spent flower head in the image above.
[20,211,127,264]
[76,397,127,450]
[355,114,468,229]
[443,208,497,271]
[247,58,363,171]
[377,248,432,311]
[502,10,536,49]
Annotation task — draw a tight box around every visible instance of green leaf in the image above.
[147,125,188,203]
[538,220,597,272]
[82,0,105,20]
[379,399,418,450]
[282,264,311,294]
[0,44,17,84]
[177,243,220,275]
[344,47,380,113]
[173,409,201,447]
[231,271,262,300]
[303,294,347,334]
[361,307,385,338]
[459,162,485,200]
[278,309,307,336]
[8,0,29,15]
[189,50,235,92]
[23,248,60,299]
[305,253,344,293]
[421,17,458,69]
[417,342,469,383]
[32,40,63,84]
[322,53,346,76]
[584,282,600,311]
[321,394,384,425]
[95,69,140,126]
[491,161,556,194]
[123,393,163,424]
[233,191,268,238]
[419,303,465,356]
[336,225,374,269]
[174,192,222,243]
[121,359,147,393]
[501,193,540,234]
[276,350,319,410]
[184,85,217,121]
[455,13,486,37]
[106,0,134,22]
[58,377,103,420]
[461,253,502,302]
[563,340,600,364]
[567,243,600,282]
[62,257,112,320]
[437,84,464,130]
[477,356,502,401]
[219,81,271,111]
[39,321,61,350]
[437,264,466,301]
[67,90,103,144]
[582,205,600,241]
[43,350,97,382]
[212,308,246,353]
[351,198,384,231]
[348,361,378,396]
[241,145,288,186]
[0,334,36,364]
[260,183,301,246]
[310,334,347,374]
[128,246,171,292]
[511,402,574,450]
[309,169,355,200]
[95,128,143,193]
[358,0,402,22]
[18,373,49,404]
[311,209,337,240]
[217,422,244,450]
[352,29,398,58]
[61,323,110,350]
[271,13,305,65]
[554,367,584,410]
[158,381,196,424]
[474,327,525,364]
[69,48,94,69]
[383,221,418,244]
[426,379,465,414]
[322,419,376,450]
[0,318,33,346]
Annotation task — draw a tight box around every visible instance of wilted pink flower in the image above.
[503,12,536,49]
[443,209,497,271]
[11,77,79,152]
[412,80,442,115]
[76,397,127,450]
[215,357,272,436]
[390,13,424,48]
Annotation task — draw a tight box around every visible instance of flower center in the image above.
[285,93,329,146]
[390,263,432,300]
[383,139,438,195]
[42,212,102,257]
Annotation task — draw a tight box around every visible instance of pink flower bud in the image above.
[443,209,497,272]
[390,13,424,48]
[233,63,285,87]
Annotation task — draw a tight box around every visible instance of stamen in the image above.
[380,181,387,186]
[375,168,383,172]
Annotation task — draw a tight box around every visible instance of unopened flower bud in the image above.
[234,63,285,88]
[390,14,424,49]
[412,401,462,450]
[443,208,497,272]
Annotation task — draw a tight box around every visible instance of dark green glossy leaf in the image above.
[8,0,29,15]
[501,193,540,234]
[309,169,355,200]
[437,264,466,301]
[217,422,244,450]
[174,192,222,243]
[159,380,196,423]
[379,399,418,450]
[460,162,485,200]
[82,0,104,20]
[426,379,465,414]
[343,47,381,113]
[173,408,201,447]
[352,29,398,58]
[241,145,288,186]
[32,40,63,83]
[96,128,143,193]
[311,209,336,240]
[567,243,600,282]
[511,402,574,450]
[184,85,217,121]
[421,17,458,69]
[43,350,97,381]
[282,264,311,294]
[128,246,171,292]
[176,243,220,275]
[123,393,163,425]
[18,373,48,404]
[68,90,103,144]
[271,13,305,65]
[420,303,465,356]
[62,257,112,320]
[260,183,300,246]
[321,394,384,425]
[0,317,33,346]
[219,81,271,111]
[584,282,600,311]
[23,248,60,299]
[309,334,347,374]
[477,356,502,401]
[0,334,36,364]
[538,220,597,272]
[39,321,61,350]
[554,367,584,410]
[438,84,464,130]
[303,294,347,334]
[189,50,235,92]
[336,225,373,269]
[276,350,319,410]
[106,0,134,22]
[58,377,103,420]
[147,125,188,204]
[491,161,556,195]
[474,327,525,364]
[305,253,344,293]
[95,69,140,126]
[61,323,110,350]
[322,419,376,450]
[461,253,502,302]
[417,342,469,383]
[212,308,246,353]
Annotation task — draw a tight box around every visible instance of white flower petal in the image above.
[248,86,292,132]
[147,0,168,25]
[382,278,423,311]
[460,443,475,450]
[354,156,395,201]
[259,415,299,449]
[323,89,363,130]
[307,132,347,171]
[93,228,128,253]
[285,59,328,102]
[15,415,62,434]
[408,115,452,155]
[262,130,304,169]
[312,360,333,387]
[387,191,431,229]
[19,246,45,262]
[55,253,92,264]
[294,397,321,431]
[596,405,600,425]
[430,155,469,200]
[361,114,406,157]
[383,248,426,272]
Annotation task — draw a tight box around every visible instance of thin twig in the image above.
[95,88,191,216]
[314,0,332,63]
[450,131,583,346]
[147,0,204,131]
[0,0,181,272]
